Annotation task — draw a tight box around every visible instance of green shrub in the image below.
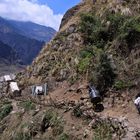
[106,13,128,38]
[72,104,82,117]
[43,110,64,136]
[96,53,116,94]
[120,16,140,34]
[118,16,140,52]
[59,133,69,140]
[93,122,112,140]
[68,76,79,85]
[114,80,132,90]
[14,132,31,140]
[19,101,35,111]
[80,12,140,49]
[78,57,91,73]
[0,104,13,120]
[51,114,64,136]
[52,124,64,136]
[80,13,107,48]
[79,49,93,59]
[77,46,95,74]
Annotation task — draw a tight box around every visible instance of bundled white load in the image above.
[134,97,140,106]
[3,74,16,82]
[4,75,12,82]
[31,83,48,96]
[10,82,20,93]
[35,86,43,94]
[134,97,140,114]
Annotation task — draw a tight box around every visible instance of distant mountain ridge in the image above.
[0,31,45,64]
[0,17,56,65]
[8,20,56,42]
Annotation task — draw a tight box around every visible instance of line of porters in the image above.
[0,75,102,104]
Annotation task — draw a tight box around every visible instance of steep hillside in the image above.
[21,0,140,93]
[20,1,88,85]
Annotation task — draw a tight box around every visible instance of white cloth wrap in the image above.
[134,97,140,105]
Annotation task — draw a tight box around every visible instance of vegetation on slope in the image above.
[0,103,12,121]
[78,2,140,93]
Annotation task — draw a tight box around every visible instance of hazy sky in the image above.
[0,0,80,30]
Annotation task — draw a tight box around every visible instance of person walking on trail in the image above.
[134,93,140,114]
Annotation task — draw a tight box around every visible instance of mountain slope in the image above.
[0,41,19,64]
[0,31,45,64]
[21,0,140,91]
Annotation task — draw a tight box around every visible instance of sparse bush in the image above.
[93,122,112,140]
[14,132,31,140]
[19,100,35,111]
[0,104,13,120]
[80,13,107,48]
[120,16,140,34]
[78,56,91,73]
[114,80,132,90]
[96,53,116,94]
[51,113,64,136]
[68,76,79,85]
[52,124,64,136]
[79,49,93,59]
[1,100,12,105]
[106,13,128,39]
[72,104,83,117]
[80,12,140,50]
[77,46,95,74]
[59,133,69,140]
[43,110,64,136]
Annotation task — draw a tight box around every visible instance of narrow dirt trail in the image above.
[100,101,140,130]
